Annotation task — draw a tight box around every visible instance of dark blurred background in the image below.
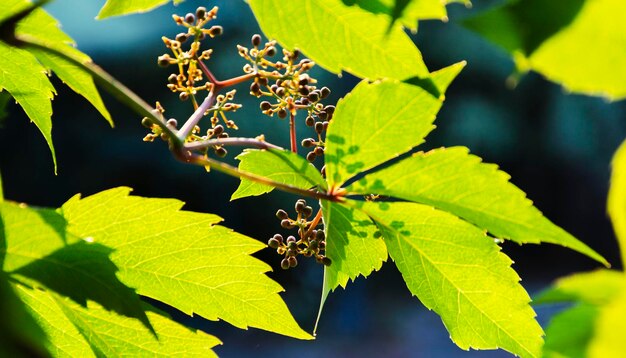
[1,0,625,356]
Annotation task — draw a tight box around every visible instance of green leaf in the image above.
[347,147,607,265]
[30,50,112,127]
[357,200,543,357]
[15,284,97,358]
[608,139,626,265]
[232,149,326,200]
[248,0,430,82]
[534,270,624,306]
[0,0,30,21]
[13,242,152,331]
[0,201,151,331]
[97,0,186,19]
[15,3,112,126]
[344,0,448,31]
[1,201,68,272]
[529,0,626,100]
[588,282,626,358]
[60,187,312,339]
[463,0,626,100]
[324,61,464,187]
[315,200,387,333]
[542,304,598,358]
[463,0,585,56]
[15,284,220,357]
[393,0,450,26]
[430,60,467,93]
[321,201,387,292]
[0,42,56,169]
[0,275,49,358]
[0,0,113,170]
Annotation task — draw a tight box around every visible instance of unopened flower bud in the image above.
[251,34,262,47]
[196,7,206,19]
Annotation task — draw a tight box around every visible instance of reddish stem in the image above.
[197,59,255,89]
[197,59,220,84]
[177,89,216,141]
[184,137,282,151]
[304,209,324,239]
[289,112,297,153]
[178,150,339,202]
[217,72,256,88]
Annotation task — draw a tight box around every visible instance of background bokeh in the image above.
[1,0,625,356]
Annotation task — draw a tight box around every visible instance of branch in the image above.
[177,89,216,141]
[181,152,340,202]
[289,112,297,153]
[304,209,324,238]
[0,0,51,46]
[15,36,182,149]
[197,59,256,89]
[184,137,283,151]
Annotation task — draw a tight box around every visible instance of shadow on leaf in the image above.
[11,240,153,333]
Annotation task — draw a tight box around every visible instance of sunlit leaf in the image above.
[542,304,598,358]
[463,0,626,100]
[0,202,151,330]
[0,275,49,358]
[345,0,448,31]
[535,269,624,306]
[14,3,112,125]
[608,138,626,265]
[30,50,112,127]
[314,200,387,332]
[324,62,464,187]
[529,0,626,100]
[249,0,430,82]
[60,187,312,339]
[587,283,626,357]
[232,149,326,200]
[15,284,220,357]
[0,43,56,168]
[348,147,606,265]
[97,0,186,19]
[324,79,438,187]
[321,201,386,292]
[1,202,69,272]
[357,201,543,357]
[0,0,113,170]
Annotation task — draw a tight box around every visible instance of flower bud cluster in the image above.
[158,6,221,104]
[210,89,242,129]
[268,199,331,269]
[300,102,334,163]
[185,89,242,157]
[141,101,169,142]
[239,34,335,160]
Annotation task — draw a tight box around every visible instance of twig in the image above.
[289,112,297,153]
[184,137,283,151]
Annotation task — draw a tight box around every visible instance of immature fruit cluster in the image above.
[148,8,338,167]
[238,34,335,161]
[145,6,247,159]
[159,6,221,104]
[300,102,334,163]
[141,102,170,142]
[268,199,331,269]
